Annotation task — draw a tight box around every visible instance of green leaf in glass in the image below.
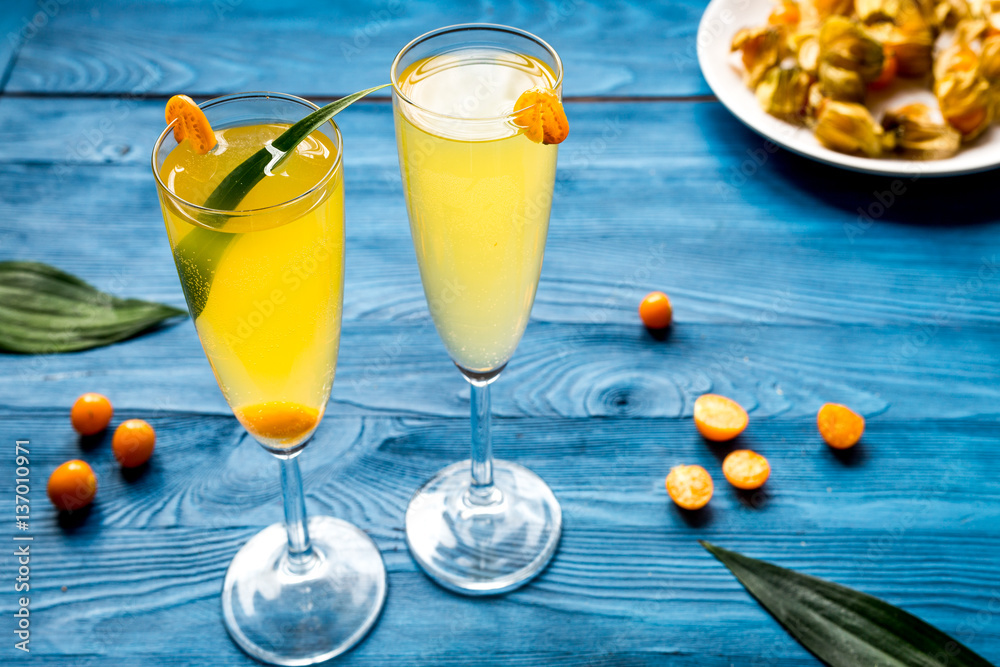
[168,84,389,319]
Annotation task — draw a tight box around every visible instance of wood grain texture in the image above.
[4,0,710,97]
[0,0,37,91]
[2,319,1000,421]
[0,100,996,422]
[0,99,995,331]
[3,409,999,665]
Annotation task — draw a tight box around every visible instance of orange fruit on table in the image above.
[639,291,673,329]
[666,464,714,510]
[112,419,156,468]
[47,460,97,511]
[70,392,113,436]
[694,394,748,442]
[722,449,770,490]
[817,403,864,449]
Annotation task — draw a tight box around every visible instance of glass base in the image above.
[221,516,387,666]
[405,459,561,595]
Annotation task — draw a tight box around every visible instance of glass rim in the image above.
[150,91,344,216]
[390,23,564,123]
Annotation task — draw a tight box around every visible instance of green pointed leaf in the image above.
[701,541,996,667]
[0,262,187,354]
[170,84,389,320]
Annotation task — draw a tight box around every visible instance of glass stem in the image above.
[468,379,499,505]
[279,456,316,572]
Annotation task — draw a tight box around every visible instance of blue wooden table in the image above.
[2,1,999,665]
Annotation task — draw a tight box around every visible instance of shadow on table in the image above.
[674,503,714,528]
[827,441,867,467]
[58,504,94,532]
[699,105,1000,228]
[768,151,998,228]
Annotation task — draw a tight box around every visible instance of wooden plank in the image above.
[3,0,711,97]
[11,411,1000,531]
[1,318,999,420]
[9,411,1000,664]
[1,59,997,667]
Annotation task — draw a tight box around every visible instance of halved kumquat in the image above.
[666,465,714,510]
[694,394,749,442]
[722,449,770,490]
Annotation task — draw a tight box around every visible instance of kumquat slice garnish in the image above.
[165,94,217,155]
[513,88,569,145]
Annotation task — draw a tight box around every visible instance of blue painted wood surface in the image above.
[0,1,998,666]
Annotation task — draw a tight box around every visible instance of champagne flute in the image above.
[152,92,386,664]
[392,25,564,594]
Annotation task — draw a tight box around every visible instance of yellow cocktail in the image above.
[395,51,558,373]
[392,25,565,596]
[152,92,385,665]
[159,123,343,450]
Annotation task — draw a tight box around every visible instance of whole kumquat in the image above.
[817,403,864,449]
[666,465,714,510]
[235,401,320,446]
[694,394,749,442]
[639,291,673,329]
[47,460,97,511]
[70,392,114,436]
[722,449,771,490]
[112,419,156,468]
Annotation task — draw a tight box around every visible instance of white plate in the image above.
[696,0,1000,176]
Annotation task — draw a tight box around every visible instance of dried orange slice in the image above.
[513,88,569,145]
[236,401,320,445]
[165,94,217,154]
